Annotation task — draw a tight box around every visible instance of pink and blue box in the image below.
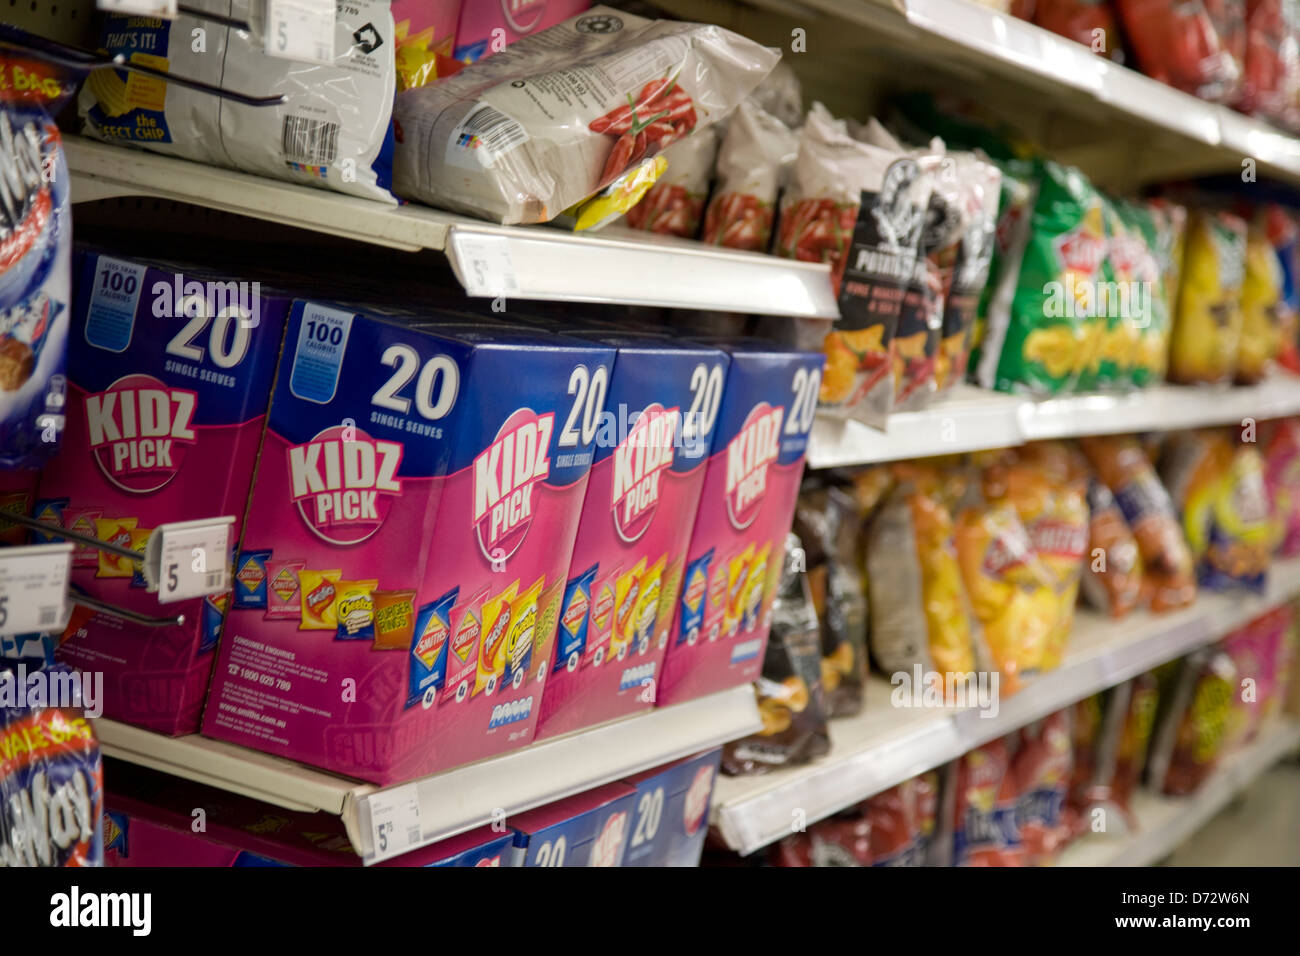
[46,248,822,785]
[104,748,720,866]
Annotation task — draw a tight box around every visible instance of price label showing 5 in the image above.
[366,783,422,864]
[264,0,337,65]
[146,517,235,604]
[0,544,73,638]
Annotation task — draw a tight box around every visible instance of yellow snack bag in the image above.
[96,518,138,579]
[1169,209,1248,385]
[632,556,665,655]
[740,542,771,635]
[723,545,755,640]
[298,570,342,631]
[333,580,379,640]
[502,577,544,686]
[655,556,685,651]
[1236,214,1284,384]
[473,582,518,697]
[611,558,646,662]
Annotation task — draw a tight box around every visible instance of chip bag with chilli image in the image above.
[625,128,719,238]
[702,101,797,251]
[1081,434,1197,611]
[393,6,778,224]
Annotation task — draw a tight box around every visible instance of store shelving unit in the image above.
[808,375,1300,467]
[64,137,839,318]
[709,559,1300,856]
[1058,719,1300,867]
[95,684,759,864]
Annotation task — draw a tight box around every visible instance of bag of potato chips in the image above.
[953,480,1058,693]
[794,484,869,718]
[1160,430,1273,591]
[1080,477,1145,617]
[1236,206,1285,384]
[977,161,1109,395]
[866,469,982,679]
[1082,434,1197,611]
[1263,417,1300,556]
[723,534,831,775]
[987,443,1089,672]
[1168,208,1248,385]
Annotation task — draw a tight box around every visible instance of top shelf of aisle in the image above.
[63,137,840,320]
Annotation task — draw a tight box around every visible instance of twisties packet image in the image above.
[537,333,730,739]
[204,314,612,783]
[474,583,518,698]
[660,339,824,706]
[298,569,342,631]
[95,517,138,579]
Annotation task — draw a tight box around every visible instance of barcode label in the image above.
[282,115,340,166]
[205,571,226,591]
[38,606,59,627]
[448,104,529,170]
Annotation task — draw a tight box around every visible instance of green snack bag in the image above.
[968,158,1036,382]
[1113,199,1175,389]
[978,160,1107,396]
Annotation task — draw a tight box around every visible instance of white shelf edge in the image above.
[65,136,839,319]
[808,375,1300,468]
[96,684,759,862]
[1058,718,1300,867]
[709,559,1300,856]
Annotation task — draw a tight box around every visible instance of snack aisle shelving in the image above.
[1057,719,1300,867]
[710,558,1300,856]
[808,375,1300,467]
[65,137,840,318]
[94,684,759,864]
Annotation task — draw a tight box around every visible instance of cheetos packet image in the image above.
[95,517,138,578]
[474,582,518,697]
[741,542,772,634]
[234,549,273,609]
[632,556,665,655]
[372,589,418,651]
[503,576,545,687]
[265,560,306,621]
[298,569,342,631]
[442,586,489,704]
[407,590,454,710]
[129,527,153,589]
[333,580,379,640]
[611,558,647,663]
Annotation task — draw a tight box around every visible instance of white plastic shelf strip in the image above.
[95,684,759,863]
[1058,719,1300,867]
[808,375,1300,468]
[65,137,838,318]
[709,558,1300,856]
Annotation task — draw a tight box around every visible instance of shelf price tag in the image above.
[146,517,235,604]
[265,0,337,65]
[450,233,520,297]
[366,783,422,864]
[0,544,73,638]
[97,0,179,17]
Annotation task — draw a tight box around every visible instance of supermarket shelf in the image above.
[95,683,759,865]
[709,558,1300,856]
[64,136,838,318]
[1058,719,1300,867]
[807,375,1300,467]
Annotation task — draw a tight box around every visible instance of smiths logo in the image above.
[725,403,784,530]
[473,408,554,563]
[1053,206,1106,276]
[86,374,198,493]
[611,404,679,543]
[561,589,589,636]
[289,424,403,545]
[451,610,480,663]
[414,615,448,666]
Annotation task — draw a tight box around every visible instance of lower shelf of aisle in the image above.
[94,682,760,864]
[709,560,1300,856]
[1057,719,1300,867]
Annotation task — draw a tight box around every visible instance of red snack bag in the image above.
[1147,648,1237,795]
[624,128,719,238]
[952,737,1025,866]
[864,779,924,866]
[1236,0,1300,121]
[770,811,872,866]
[1114,0,1243,100]
[1033,0,1125,60]
[1013,710,1073,865]
[702,101,797,251]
